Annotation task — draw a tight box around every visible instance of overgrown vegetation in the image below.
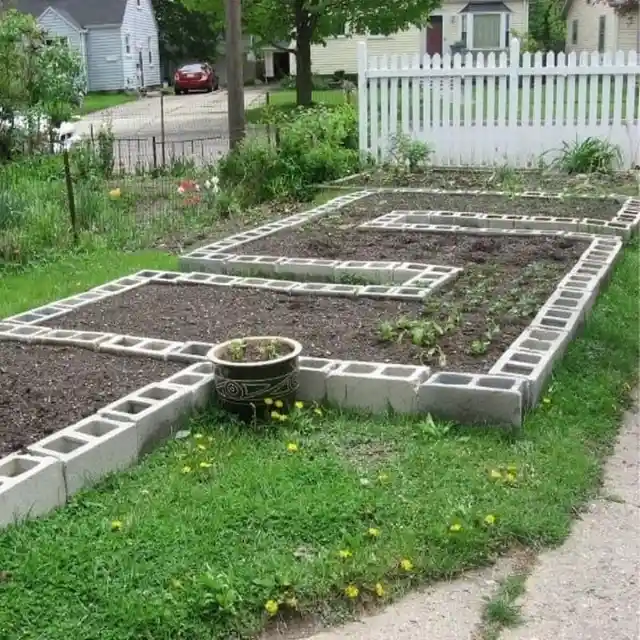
[0,241,637,639]
[554,137,623,175]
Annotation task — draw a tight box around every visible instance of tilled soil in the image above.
[344,169,640,197]
[0,343,181,457]
[43,232,585,374]
[238,194,595,262]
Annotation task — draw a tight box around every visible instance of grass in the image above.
[76,92,138,115]
[245,89,351,122]
[0,236,637,639]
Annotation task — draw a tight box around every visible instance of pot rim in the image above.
[207,336,302,368]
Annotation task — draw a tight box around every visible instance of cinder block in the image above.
[0,325,52,342]
[530,303,582,337]
[0,454,65,529]
[207,274,244,286]
[385,286,429,300]
[263,280,299,292]
[335,261,399,284]
[509,325,572,363]
[167,341,216,363]
[99,335,182,359]
[100,382,193,455]
[176,272,216,284]
[544,287,598,319]
[418,372,525,427]
[150,271,183,283]
[233,277,273,289]
[165,362,215,410]
[27,415,138,496]
[392,262,432,283]
[326,362,430,413]
[0,321,20,332]
[36,329,113,350]
[179,253,233,273]
[225,255,284,277]
[276,258,340,280]
[298,357,340,401]
[6,304,69,324]
[290,282,359,297]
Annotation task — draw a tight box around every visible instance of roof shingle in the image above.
[9,0,128,27]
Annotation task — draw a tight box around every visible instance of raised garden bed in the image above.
[0,342,181,457]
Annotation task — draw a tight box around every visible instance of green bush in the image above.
[218,104,359,206]
[553,137,622,174]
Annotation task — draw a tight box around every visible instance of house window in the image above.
[461,14,468,46]
[125,34,131,54]
[472,14,502,48]
[137,0,141,6]
[598,15,606,52]
[460,3,511,50]
[45,35,69,47]
[148,36,152,63]
[571,19,578,45]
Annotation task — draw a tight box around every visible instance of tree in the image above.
[527,0,565,52]
[152,0,223,71]
[181,0,442,106]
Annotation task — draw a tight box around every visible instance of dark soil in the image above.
[43,232,585,374]
[0,343,181,457]
[220,339,294,363]
[343,168,640,196]
[238,193,598,262]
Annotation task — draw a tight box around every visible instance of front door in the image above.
[426,16,443,55]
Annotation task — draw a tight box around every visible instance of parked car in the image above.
[174,63,219,94]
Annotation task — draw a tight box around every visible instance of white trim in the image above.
[124,32,132,57]
[37,6,85,34]
[462,12,510,50]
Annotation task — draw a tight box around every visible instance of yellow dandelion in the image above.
[295,401,304,409]
[278,414,288,422]
[108,187,121,199]
[274,399,284,409]
[484,514,496,526]
[449,523,463,532]
[313,407,323,416]
[374,582,385,597]
[271,410,281,420]
[506,464,518,474]
[287,442,299,453]
[400,558,413,572]
[264,398,274,406]
[338,549,353,559]
[367,527,380,538]
[344,584,359,599]
[197,444,206,451]
[194,433,204,439]
[181,465,192,474]
[505,472,517,484]
[542,397,551,405]
[199,461,213,469]
[490,469,502,480]
[378,472,389,482]
[110,519,123,531]
[264,599,279,616]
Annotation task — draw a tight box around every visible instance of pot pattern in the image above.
[214,369,299,404]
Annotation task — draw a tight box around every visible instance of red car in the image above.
[174,63,219,94]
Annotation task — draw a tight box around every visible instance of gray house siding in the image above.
[86,27,124,91]
[120,0,160,88]
[38,8,87,73]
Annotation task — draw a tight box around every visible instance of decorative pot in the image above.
[208,336,302,421]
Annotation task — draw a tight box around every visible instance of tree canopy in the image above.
[182,0,442,105]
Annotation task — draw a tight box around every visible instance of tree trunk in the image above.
[294,4,313,107]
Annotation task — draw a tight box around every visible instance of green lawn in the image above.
[0,236,638,639]
[76,92,138,115]
[246,89,351,122]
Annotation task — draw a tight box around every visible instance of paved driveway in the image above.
[74,88,266,171]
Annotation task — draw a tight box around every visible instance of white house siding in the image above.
[617,10,639,52]
[565,1,618,53]
[86,27,124,91]
[292,1,528,75]
[120,0,161,88]
[38,8,87,73]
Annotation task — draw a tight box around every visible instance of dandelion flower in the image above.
[274,399,284,409]
[295,401,304,409]
[109,188,121,199]
[338,549,353,559]
[400,558,413,572]
[278,414,288,422]
[197,444,206,451]
[344,584,359,599]
[287,442,299,453]
[542,397,551,405]
[490,469,502,480]
[367,527,380,538]
[264,599,279,616]
[484,514,496,526]
[199,461,213,469]
[264,398,274,406]
[449,523,463,533]
[110,520,123,531]
[506,464,518,474]
[505,472,517,484]
[271,410,281,420]
[378,472,389,482]
[313,407,323,416]
[181,465,192,474]
[374,582,385,597]
[194,433,204,439]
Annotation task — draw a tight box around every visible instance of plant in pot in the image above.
[208,336,302,422]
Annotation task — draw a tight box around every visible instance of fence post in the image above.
[160,90,166,167]
[508,38,520,132]
[357,40,369,161]
[62,149,78,243]
[265,91,271,144]
[152,135,158,170]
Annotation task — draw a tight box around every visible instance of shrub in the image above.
[554,137,622,174]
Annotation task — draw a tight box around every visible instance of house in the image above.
[11,0,161,91]
[564,0,639,54]
[288,0,529,76]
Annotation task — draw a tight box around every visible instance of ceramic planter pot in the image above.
[208,336,302,421]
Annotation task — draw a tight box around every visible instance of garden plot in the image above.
[0,342,181,457]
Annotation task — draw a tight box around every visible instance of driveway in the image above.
[74,88,266,171]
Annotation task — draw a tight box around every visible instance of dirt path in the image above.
[287,392,640,640]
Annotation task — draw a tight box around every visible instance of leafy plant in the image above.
[554,137,622,174]
[388,134,433,174]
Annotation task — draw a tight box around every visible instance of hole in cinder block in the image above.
[331,285,356,292]
[540,317,569,329]
[117,278,139,286]
[12,313,45,322]
[170,373,206,386]
[0,457,40,477]
[380,365,416,378]
[141,341,172,352]
[75,419,119,438]
[10,326,43,335]
[210,275,236,283]
[432,372,473,385]
[364,286,390,293]
[344,261,368,267]
[520,338,551,352]
[138,386,177,401]
[529,328,560,341]
[501,363,534,375]
[186,273,210,281]
[546,308,572,319]
[300,357,333,370]
[38,435,86,454]
[74,332,104,341]
[34,307,61,317]
[343,363,378,375]
[137,270,160,277]
[559,290,583,300]
[99,284,124,292]
[111,399,153,415]
[157,273,181,281]
[181,343,213,356]
[111,336,143,348]
[476,377,516,390]
[300,283,326,291]
[190,363,214,375]
[511,352,541,365]
[48,330,76,339]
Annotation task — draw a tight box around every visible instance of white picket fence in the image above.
[357,38,640,168]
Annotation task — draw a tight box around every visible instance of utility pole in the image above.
[224,0,245,150]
